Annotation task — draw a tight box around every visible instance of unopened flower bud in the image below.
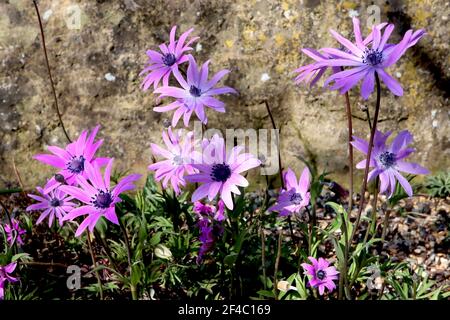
[54,174,66,184]
[277,280,297,292]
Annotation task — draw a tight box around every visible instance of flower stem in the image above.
[33,0,71,143]
[94,229,120,272]
[263,100,297,242]
[305,206,314,256]
[260,227,267,290]
[86,232,104,300]
[365,107,373,131]
[381,208,391,241]
[342,70,354,214]
[341,87,353,300]
[364,178,379,243]
[337,205,350,300]
[118,215,138,300]
[273,229,283,299]
[0,189,22,195]
[351,72,382,242]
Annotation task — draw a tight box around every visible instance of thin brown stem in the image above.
[12,157,26,198]
[365,107,373,131]
[86,232,104,300]
[381,208,391,241]
[260,227,267,290]
[263,100,283,188]
[273,229,283,299]
[351,73,382,242]
[33,0,71,143]
[21,261,68,269]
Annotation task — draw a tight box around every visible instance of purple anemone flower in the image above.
[214,199,226,221]
[193,201,215,217]
[148,128,201,195]
[27,181,77,227]
[186,134,261,210]
[318,17,425,99]
[194,201,224,264]
[0,262,18,300]
[301,257,339,295]
[60,159,141,237]
[269,167,311,216]
[140,25,198,90]
[4,219,26,246]
[351,130,429,197]
[34,125,109,190]
[294,19,388,88]
[154,55,237,127]
[193,199,226,222]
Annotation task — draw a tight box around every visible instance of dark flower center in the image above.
[290,192,303,205]
[211,163,231,182]
[316,270,326,280]
[92,190,113,209]
[189,85,202,97]
[50,198,62,207]
[362,48,383,66]
[378,151,396,168]
[162,53,176,66]
[67,155,85,174]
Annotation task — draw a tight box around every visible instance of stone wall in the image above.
[1,0,448,189]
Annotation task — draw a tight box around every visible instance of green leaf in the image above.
[149,232,161,247]
[224,253,238,267]
[131,265,142,286]
[256,290,275,298]
[12,253,31,262]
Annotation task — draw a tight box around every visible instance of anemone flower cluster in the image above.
[4,219,26,247]
[351,130,429,197]
[60,159,141,237]
[269,167,311,216]
[143,27,259,203]
[0,262,18,300]
[148,127,201,195]
[29,126,141,237]
[301,257,339,295]
[295,17,425,99]
[193,200,225,263]
[142,26,237,127]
